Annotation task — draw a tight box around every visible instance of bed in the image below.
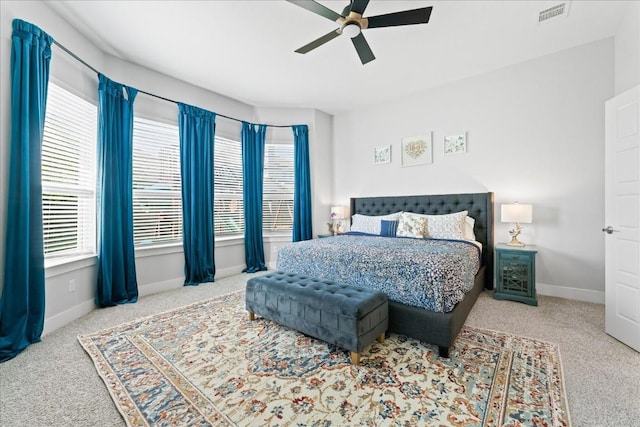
[277,192,494,357]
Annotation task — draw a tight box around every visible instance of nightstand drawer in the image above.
[499,252,531,263]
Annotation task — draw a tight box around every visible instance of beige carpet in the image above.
[0,273,638,426]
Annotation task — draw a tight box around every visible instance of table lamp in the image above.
[501,203,533,247]
[330,206,345,236]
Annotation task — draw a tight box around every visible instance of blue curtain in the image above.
[292,125,312,242]
[178,104,216,286]
[0,20,52,362]
[242,122,267,273]
[96,74,139,307]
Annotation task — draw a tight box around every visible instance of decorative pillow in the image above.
[351,212,401,235]
[426,210,468,240]
[380,220,399,237]
[396,212,428,238]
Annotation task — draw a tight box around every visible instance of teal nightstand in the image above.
[494,244,538,306]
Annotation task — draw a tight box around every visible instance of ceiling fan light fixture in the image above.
[341,23,361,38]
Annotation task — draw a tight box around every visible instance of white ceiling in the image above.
[46,0,630,115]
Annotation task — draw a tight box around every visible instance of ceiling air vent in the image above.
[538,3,569,23]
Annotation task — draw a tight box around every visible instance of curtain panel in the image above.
[292,125,312,242]
[96,74,139,307]
[0,20,52,362]
[178,103,216,286]
[241,122,268,273]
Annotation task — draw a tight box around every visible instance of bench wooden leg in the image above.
[248,312,255,321]
[377,332,385,343]
[350,352,360,365]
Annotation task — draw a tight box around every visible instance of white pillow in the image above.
[464,216,476,241]
[396,212,428,238]
[350,212,401,235]
[426,210,468,240]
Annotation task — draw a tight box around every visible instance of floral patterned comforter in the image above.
[276,234,481,313]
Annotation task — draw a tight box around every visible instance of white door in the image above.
[604,86,640,352]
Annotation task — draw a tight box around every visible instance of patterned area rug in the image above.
[78,291,571,426]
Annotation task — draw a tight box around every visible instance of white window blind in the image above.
[263,144,294,233]
[42,83,97,257]
[214,137,244,236]
[132,118,182,246]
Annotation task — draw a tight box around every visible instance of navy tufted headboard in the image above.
[350,192,494,289]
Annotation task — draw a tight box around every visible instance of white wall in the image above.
[333,38,615,302]
[0,0,333,334]
[614,0,640,95]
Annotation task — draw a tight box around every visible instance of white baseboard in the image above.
[43,299,95,336]
[138,277,185,296]
[138,265,246,295]
[41,278,603,336]
[216,265,246,279]
[536,282,605,304]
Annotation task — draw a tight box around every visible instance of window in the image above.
[263,144,294,233]
[214,137,244,236]
[42,83,97,257]
[42,82,98,258]
[132,118,182,246]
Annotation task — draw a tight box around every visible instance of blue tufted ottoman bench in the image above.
[246,271,388,365]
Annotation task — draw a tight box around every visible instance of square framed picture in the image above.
[401,133,432,167]
[444,133,467,155]
[374,145,391,164]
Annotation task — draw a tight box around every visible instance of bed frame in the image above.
[350,192,494,357]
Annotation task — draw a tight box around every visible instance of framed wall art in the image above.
[374,145,391,164]
[401,133,432,167]
[444,133,467,155]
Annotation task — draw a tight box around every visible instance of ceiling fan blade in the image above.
[366,7,433,29]
[286,0,343,22]
[295,29,341,54]
[351,33,375,64]
[349,0,370,15]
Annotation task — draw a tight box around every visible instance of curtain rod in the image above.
[52,40,296,129]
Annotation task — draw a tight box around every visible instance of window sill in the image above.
[45,254,97,278]
[213,233,292,246]
[42,234,292,276]
[135,242,184,258]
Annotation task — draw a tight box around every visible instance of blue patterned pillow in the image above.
[380,220,399,237]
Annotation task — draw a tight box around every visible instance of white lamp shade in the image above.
[330,206,345,219]
[501,203,532,223]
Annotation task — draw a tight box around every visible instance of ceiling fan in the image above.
[286,0,433,65]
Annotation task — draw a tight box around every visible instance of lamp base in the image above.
[507,236,525,247]
[507,222,525,247]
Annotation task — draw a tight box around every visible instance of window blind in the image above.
[263,144,294,233]
[42,83,97,257]
[214,136,244,236]
[132,118,182,246]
